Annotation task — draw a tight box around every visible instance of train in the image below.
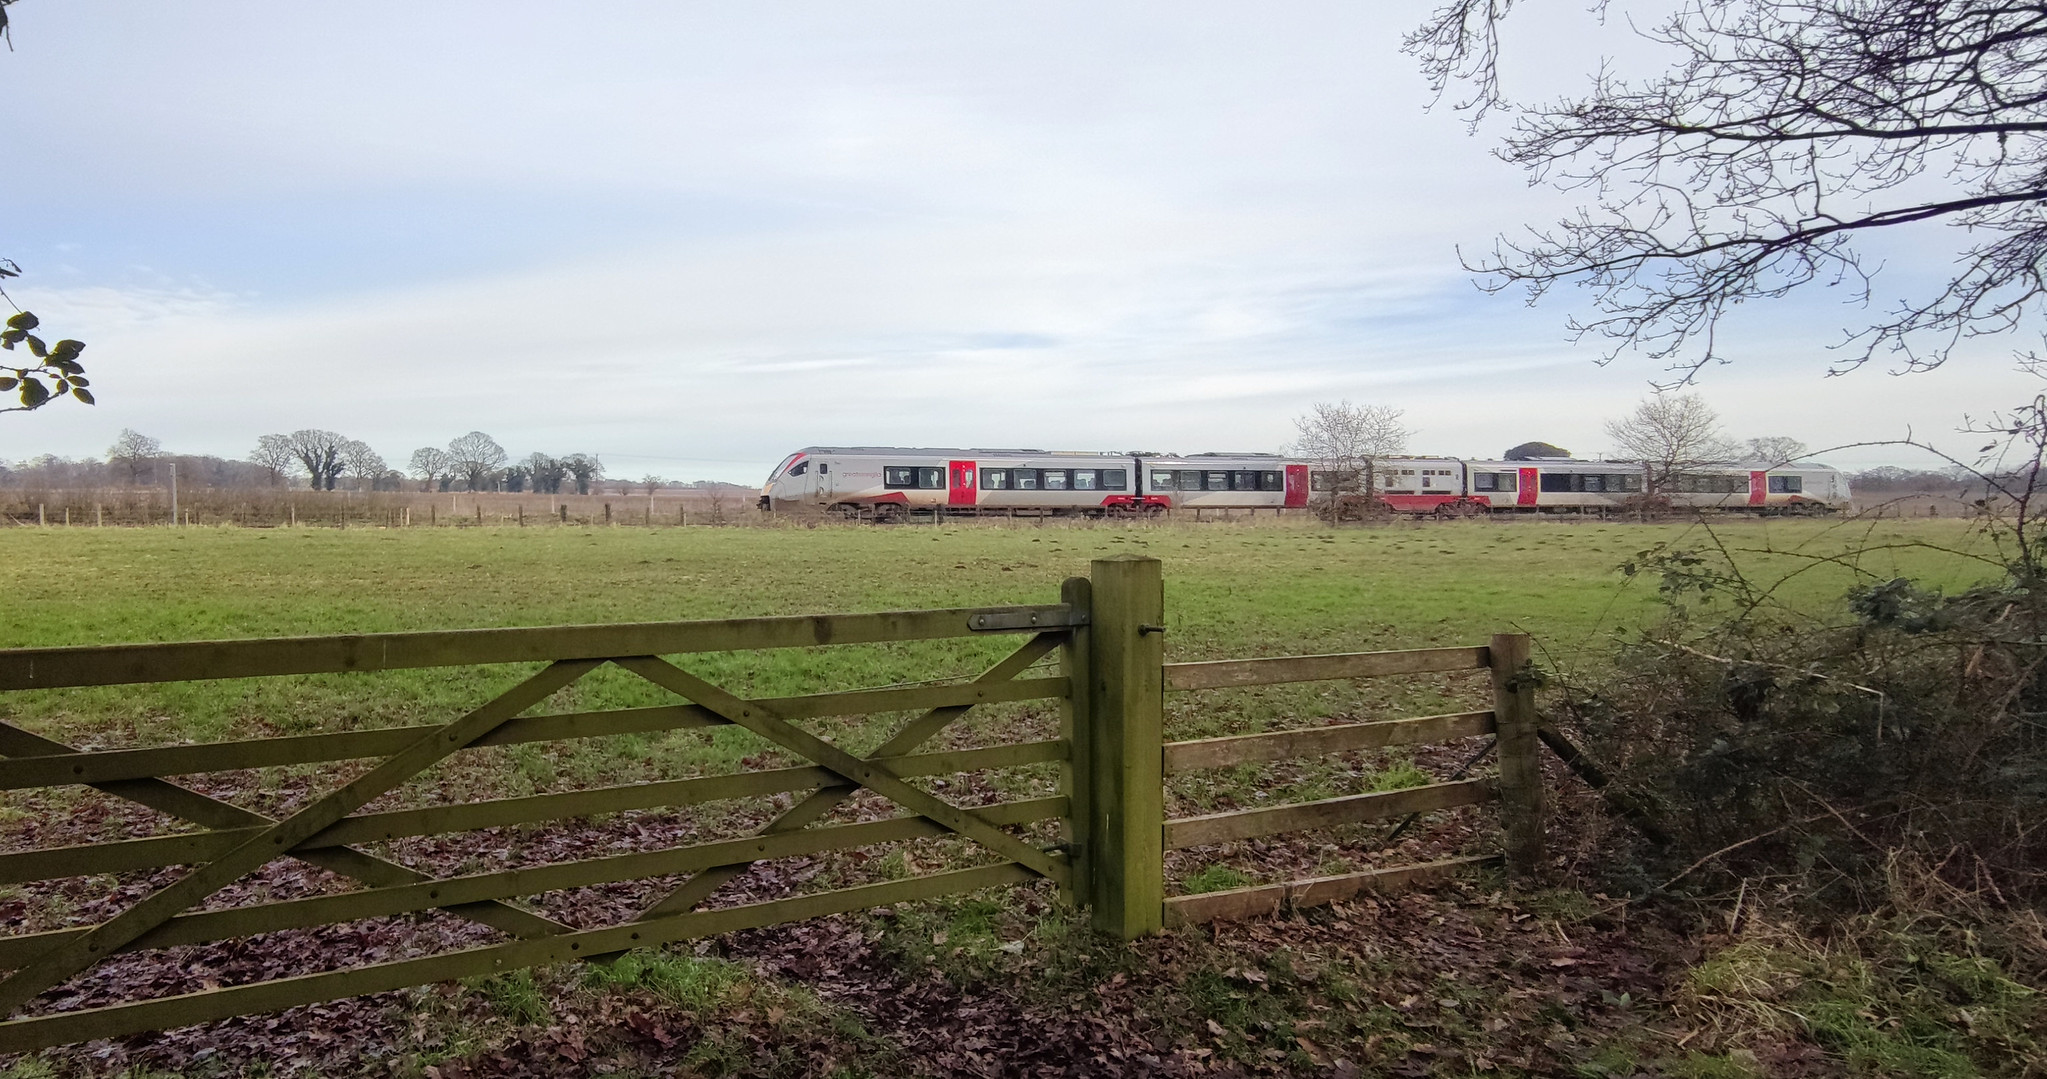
[757,447,1853,519]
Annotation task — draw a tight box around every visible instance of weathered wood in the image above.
[1082,555,1166,938]
[0,740,1068,884]
[623,633,1065,926]
[1160,855,1501,927]
[0,661,602,1015]
[0,676,1069,790]
[1162,779,1496,850]
[0,723,571,942]
[1164,647,1489,692]
[1490,633,1547,880]
[1057,575,1092,908]
[0,862,1035,1054]
[1162,711,1495,773]
[0,605,1083,690]
[613,657,1066,885]
[0,798,1064,966]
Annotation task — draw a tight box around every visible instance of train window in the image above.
[1538,472,1573,492]
[1259,471,1282,490]
[1102,469,1128,490]
[789,461,809,477]
[1582,475,1605,492]
[1620,475,1642,492]
[1232,471,1256,490]
[918,468,944,489]
[1769,475,1803,493]
[982,469,1010,489]
[1178,472,1205,491]
[1043,470,1070,490]
[1473,472,1496,491]
[1310,471,1333,492]
[1681,474,1743,494]
[1073,470,1098,490]
[1206,471,1227,489]
[1015,469,1040,490]
[883,465,913,487]
[1151,470,1176,491]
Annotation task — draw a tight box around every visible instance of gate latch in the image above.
[967,607,1090,632]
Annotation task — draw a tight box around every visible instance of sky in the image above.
[0,2,2038,484]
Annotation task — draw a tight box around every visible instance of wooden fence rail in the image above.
[0,555,1548,1052]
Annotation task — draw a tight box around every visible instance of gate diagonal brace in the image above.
[626,632,1064,922]
[613,651,1067,887]
[0,660,600,1016]
[0,724,574,957]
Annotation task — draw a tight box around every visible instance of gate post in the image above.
[1076,555,1165,938]
[1489,632,1547,880]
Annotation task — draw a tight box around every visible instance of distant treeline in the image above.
[1,426,749,498]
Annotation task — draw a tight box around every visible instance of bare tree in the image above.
[527,453,568,495]
[1289,400,1410,505]
[1406,0,2047,380]
[107,428,161,486]
[640,474,665,497]
[447,431,507,492]
[1744,436,1810,466]
[247,434,295,487]
[562,453,603,496]
[286,429,349,491]
[338,440,386,492]
[1604,394,1737,492]
[408,446,452,492]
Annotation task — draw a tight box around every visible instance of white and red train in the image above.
[758,447,1852,519]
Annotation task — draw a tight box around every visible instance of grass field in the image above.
[0,515,2023,1077]
[0,515,1999,650]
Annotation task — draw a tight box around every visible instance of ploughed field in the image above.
[0,517,2009,1077]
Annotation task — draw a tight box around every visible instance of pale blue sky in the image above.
[1,2,2035,482]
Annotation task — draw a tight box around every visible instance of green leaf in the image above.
[72,386,95,405]
[50,357,83,375]
[19,377,49,408]
[0,329,19,349]
[24,335,45,359]
[70,375,89,387]
[51,339,83,358]
[5,312,38,331]
[0,377,15,391]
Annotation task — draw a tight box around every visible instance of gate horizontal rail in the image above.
[0,676,1069,790]
[0,603,1086,690]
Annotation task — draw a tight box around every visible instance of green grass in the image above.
[0,517,1997,652]
[0,517,2019,1076]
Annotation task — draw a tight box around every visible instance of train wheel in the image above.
[873,503,907,524]
[832,503,862,522]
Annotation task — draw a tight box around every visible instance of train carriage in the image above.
[761,445,1852,519]
[1142,453,1311,512]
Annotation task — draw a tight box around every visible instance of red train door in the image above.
[1749,470,1768,507]
[1517,467,1539,507]
[948,460,977,507]
[1283,465,1309,507]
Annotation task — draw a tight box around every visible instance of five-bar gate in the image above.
[0,555,1545,1052]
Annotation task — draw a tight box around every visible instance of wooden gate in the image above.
[0,603,1083,1052]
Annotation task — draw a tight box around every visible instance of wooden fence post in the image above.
[1489,632,1547,880]
[1080,555,1165,937]
[1058,574,1093,911]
